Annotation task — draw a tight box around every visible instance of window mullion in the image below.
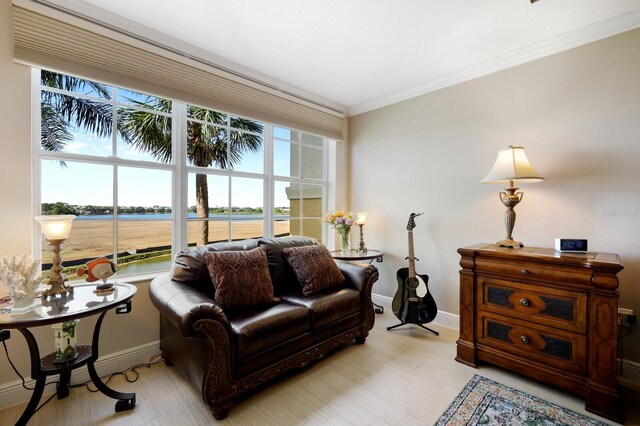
[173,101,188,252]
[31,68,42,258]
[263,124,274,238]
[112,87,119,264]
[228,176,232,241]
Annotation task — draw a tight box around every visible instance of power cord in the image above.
[617,314,635,374]
[70,357,165,393]
[2,338,164,413]
[2,340,58,391]
[2,339,60,415]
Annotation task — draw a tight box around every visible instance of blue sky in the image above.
[40,81,303,210]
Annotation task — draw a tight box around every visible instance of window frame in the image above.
[32,68,334,279]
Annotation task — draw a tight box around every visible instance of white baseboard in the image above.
[372,292,460,330]
[0,340,160,411]
[619,358,640,386]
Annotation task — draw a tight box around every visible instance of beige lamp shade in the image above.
[35,215,76,240]
[356,212,367,225]
[481,146,544,183]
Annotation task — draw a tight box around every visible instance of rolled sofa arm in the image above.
[338,261,378,294]
[149,274,231,338]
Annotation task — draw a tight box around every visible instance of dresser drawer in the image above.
[476,312,586,375]
[477,277,587,333]
[475,258,592,286]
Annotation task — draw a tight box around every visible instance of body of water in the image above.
[76,213,290,221]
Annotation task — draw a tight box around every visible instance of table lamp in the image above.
[35,215,76,298]
[355,212,368,253]
[481,146,543,248]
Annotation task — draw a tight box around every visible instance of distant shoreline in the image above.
[76,213,290,221]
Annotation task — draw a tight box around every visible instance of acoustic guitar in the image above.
[387,213,438,334]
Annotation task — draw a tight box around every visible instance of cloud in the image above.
[65,141,87,153]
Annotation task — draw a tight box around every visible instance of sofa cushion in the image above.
[228,303,310,358]
[203,247,278,311]
[258,237,318,295]
[170,239,259,298]
[283,244,346,296]
[281,288,360,329]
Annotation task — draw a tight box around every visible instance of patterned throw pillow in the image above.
[203,247,279,311]
[283,245,346,296]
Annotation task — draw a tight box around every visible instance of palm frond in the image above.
[230,117,263,134]
[40,103,72,151]
[187,106,226,125]
[119,102,172,163]
[49,94,113,138]
[41,70,111,99]
[122,96,172,114]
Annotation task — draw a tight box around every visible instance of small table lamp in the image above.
[355,213,368,253]
[35,215,76,298]
[481,146,543,248]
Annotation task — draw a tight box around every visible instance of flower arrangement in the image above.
[321,210,354,253]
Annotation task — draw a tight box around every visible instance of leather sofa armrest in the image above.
[149,274,231,338]
[338,261,378,294]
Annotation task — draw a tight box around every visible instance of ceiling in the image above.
[42,0,640,115]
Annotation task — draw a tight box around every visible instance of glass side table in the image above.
[0,283,137,426]
[330,249,384,314]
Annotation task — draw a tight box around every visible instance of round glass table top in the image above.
[0,283,136,328]
[330,249,384,261]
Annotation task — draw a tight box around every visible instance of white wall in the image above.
[0,2,159,408]
[349,28,640,361]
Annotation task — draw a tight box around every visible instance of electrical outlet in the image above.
[0,330,9,342]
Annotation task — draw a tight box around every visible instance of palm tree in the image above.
[119,100,263,246]
[40,71,116,155]
[40,70,263,246]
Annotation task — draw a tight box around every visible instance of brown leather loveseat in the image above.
[149,236,379,419]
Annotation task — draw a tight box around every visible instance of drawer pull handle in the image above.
[520,335,530,344]
[520,298,531,307]
[522,269,529,275]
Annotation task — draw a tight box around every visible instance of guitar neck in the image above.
[408,230,416,279]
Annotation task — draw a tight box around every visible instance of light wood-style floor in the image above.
[2,311,639,425]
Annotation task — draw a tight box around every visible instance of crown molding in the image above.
[347,8,640,117]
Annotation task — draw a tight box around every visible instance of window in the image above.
[273,128,325,241]
[184,108,266,245]
[35,70,332,280]
[38,71,175,278]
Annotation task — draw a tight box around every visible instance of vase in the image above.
[339,230,351,254]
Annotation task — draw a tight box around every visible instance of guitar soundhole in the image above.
[406,277,419,290]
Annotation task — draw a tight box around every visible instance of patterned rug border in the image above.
[434,374,611,426]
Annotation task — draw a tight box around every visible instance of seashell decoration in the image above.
[0,255,42,310]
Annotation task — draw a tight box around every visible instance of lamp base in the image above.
[496,238,523,249]
[41,282,72,299]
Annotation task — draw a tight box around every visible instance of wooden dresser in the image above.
[456,244,623,423]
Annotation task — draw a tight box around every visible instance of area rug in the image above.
[435,375,610,426]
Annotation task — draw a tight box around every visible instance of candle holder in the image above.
[355,213,368,253]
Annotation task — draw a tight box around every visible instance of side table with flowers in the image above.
[321,210,354,254]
